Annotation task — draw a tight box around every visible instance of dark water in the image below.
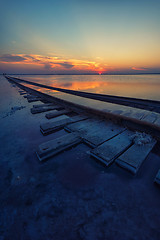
[15,74,160,101]
[1,76,160,239]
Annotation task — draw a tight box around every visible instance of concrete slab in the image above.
[18,90,24,92]
[18,90,26,93]
[30,105,62,114]
[20,92,27,95]
[142,112,158,124]
[23,94,31,98]
[65,119,125,147]
[33,103,54,108]
[155,116,160,127]
[36,133,81,161]
[116,137,156,174]
[44,110,58,117]
[120,110,133,117]
[90,130,133,166]
[46,109,72,119]
[65,118,103,133]
[79,120,125,147]
[83,122,125,147]
[40,115,70,134]
[154,169,160,185]
[41,115,88,135]
[130,110,147,120]
[23,94,42,102]
[27,97,42,103]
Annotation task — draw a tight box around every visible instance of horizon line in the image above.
[1,72,160,76]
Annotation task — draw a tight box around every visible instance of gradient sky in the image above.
[0,0,160,74]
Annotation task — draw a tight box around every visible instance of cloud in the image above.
[24,55,36,60]
[0,53,110,74]
[132,67,147,71]
[0,54,26,62]
[24,55,41,63]
[57,62,74,69]
[44,63,52,70]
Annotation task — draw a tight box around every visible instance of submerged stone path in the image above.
[5,75,160,184]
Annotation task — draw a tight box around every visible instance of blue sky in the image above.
[0,0,160,74]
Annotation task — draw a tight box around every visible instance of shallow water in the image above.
[14,74,160,101]
[1,75,160,239]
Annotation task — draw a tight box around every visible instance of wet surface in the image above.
[1,75,160,240]
[14,74,160,101]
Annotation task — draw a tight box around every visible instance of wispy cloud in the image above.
[57,62,74,69]
[0,53,109,73]
[0,54,27,62]
[132,67,147,71]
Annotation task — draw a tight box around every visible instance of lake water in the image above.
[1,75,160,240]
[15,74,160,101]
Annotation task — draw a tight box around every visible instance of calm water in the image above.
[15,74,160,101]
[1,75,160,240]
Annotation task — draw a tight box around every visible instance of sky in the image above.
[0,0,160,74]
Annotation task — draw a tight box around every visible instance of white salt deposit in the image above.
[130,132,153,146]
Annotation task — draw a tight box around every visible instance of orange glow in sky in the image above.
[0,53,159,74]
[0,0,160,74]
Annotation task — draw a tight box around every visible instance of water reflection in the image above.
[16,74,160,100]
[21,82,151,114]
